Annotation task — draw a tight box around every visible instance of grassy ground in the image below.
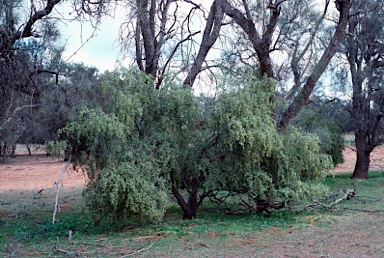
[1,172,384,257]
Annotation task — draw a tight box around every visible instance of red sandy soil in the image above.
[0,151,87,192]
[1,146,384,192]
[334,146,384,173]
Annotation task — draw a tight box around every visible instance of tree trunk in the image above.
[351,130,372,179]
[171,174,206,219]
[171,185,199,219]
[10,144,16,158]
[1,143,5,163]
[26,144,32,156]
[183,1,223,87]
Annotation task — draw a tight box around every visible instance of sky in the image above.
[59,14,122,72]
[58,0,210,73]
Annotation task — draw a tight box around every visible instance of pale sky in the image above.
[59,0,211,72]
[60,16,122,72]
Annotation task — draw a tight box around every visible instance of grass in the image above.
[1,172,384,257]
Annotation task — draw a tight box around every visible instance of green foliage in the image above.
[62,67,202,222]
[45,140,67,157]
[294,109,344,166]
[208,77,332,206]
[83,162,169,224]
[62,68,333,222]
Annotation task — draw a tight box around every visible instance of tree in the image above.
[23,63,100,148]
[77,0,351,131]
[220,0,351,129]
[63,68,332,221]
[341,0,384,179]
[112,0,223,89]
[0,0,63,161]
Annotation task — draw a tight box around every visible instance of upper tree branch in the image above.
[183,0,224,87]
[286,1,330,101]
[278,0,351,130]
[12,0,61,42]
[220,0,279,78]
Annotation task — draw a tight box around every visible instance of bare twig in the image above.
[120,242,154,257]
[307,186,356,210]
[52,154,72,224]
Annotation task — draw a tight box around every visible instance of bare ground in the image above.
[0,150,86,192]
[334,146,384,174]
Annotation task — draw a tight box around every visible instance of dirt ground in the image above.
[0,148,87,192]
[334,146,384,173]
[1,146,384,191]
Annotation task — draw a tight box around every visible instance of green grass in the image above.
[323,171,384,212]
[1,172,384,257]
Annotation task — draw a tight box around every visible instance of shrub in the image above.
[63,68,333,222]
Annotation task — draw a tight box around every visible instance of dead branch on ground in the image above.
[306,184,356,211]
[120,243,154,257]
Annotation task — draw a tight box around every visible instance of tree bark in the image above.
[137,0,157,78]
[351,130,371,179]
[219,0,277,78]
[10,144,16,158]
[183,0,224,87]
[172,185,198,219]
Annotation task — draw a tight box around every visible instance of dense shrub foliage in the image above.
[62,68,333,223]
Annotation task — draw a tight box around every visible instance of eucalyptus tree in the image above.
[214,0,351,129]
[119,0,224,89]
[340,0,384,179]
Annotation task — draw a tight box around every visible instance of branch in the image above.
[182,0,202,10]
[1,104,39,128]
[286,2,329,101]
[220,0,275,77]
[183,0,224,86]
[52,154,72,224]
[279,0,351,130]
[120,243,154,257]
[29,69,59,84]
[159,31,199,85]
[242,0,252,21]
[306,186,356,210]
[12,0,61,43]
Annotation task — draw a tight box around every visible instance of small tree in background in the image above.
[63,68,333,223]
[294,109,344,166]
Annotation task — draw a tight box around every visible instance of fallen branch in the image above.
[55,246,88,256]
[55,246,73,255]
[307,185,356,211]
[52,155,72,224]
[120,243,154,257]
